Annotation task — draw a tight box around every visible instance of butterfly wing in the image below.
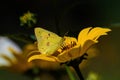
[35,27,63,55]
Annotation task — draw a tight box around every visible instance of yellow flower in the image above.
[20,11,36,27]
[28,27,111,63]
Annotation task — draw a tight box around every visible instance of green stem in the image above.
[65,65,76,80]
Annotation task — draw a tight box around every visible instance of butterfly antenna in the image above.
[63,31,69,37]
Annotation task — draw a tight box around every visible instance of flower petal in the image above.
[78,27,92,46]
[80,40,96,56]
[78,27,111,56]
[78,27,111,47]
[87,27,111,42]
[28,54,58,62]
[58,45,80,62]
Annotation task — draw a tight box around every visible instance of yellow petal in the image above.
[78,27,111,47]
[87,27,111,42]
[80,40,96,56]
[57,51,72,62]
[58,45,80,62]
[78,27,111,56]
[78,27,92,46]
[68,45,81,60]
[28,54,58,62]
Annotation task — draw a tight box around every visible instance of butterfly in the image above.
[35,27,64,56]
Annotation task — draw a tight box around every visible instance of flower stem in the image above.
[64,53,88,80]
[72,65,84,80]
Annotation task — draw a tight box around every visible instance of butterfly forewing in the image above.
[35,28,63,55]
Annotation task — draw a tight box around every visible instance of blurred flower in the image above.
[1,49,33,73]
[28,27,111,63]
[0,36,33,73]
[20,11,37,27]
[86,72,100,80]
[0,36,22,66]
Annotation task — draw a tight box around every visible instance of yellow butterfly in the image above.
[35,27,64,55]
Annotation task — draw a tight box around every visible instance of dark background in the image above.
[0,0,120,80]
[0,0,120,35]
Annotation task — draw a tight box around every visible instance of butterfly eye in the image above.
[71,41,77,47]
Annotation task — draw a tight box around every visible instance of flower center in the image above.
[52,37,77,56]
[60,41,76,52]
[57,37,77,54]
